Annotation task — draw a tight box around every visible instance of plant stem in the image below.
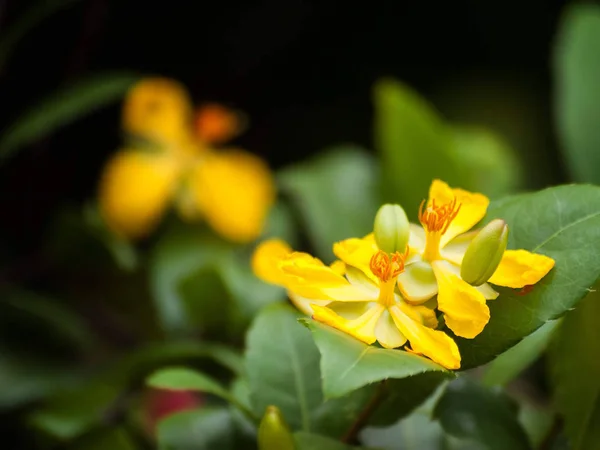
[342,380,387,444]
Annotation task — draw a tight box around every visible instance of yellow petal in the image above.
[439,260,499,300]
[186,149,275,243]
[288,292,330,315]
[488,249,555,288]
[431,260,490,339]
[251,239,293,285]
[397,261,438,304]
[429,179,489,247]
[440,230,478,265]
[389,304,461,369]
[333,235,379,284]
[408,224,426,252]
[312,303,384,345]
[281,252,374,301]
[122,78,197,152]
[375,309,407,348]
[98,149,180,239]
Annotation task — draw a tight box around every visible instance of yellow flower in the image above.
[397,179,555,339]
[99,78,275,242]
[252,238,461,370]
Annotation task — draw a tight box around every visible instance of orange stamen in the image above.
[369,249,408,282]
[418,198,462,234]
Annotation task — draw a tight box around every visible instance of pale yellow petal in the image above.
[488,249,555,288]
[431,260,490,339]
[429,180,489,247]
[311,303,384,345]
[440,230,478,264]
[333,235,379,284]
[375,309,407,348]
[408,223,426,252]
[99,149,180,239]
[345,266,380,297]
[397,261,438,304]
[288,292,330,316]
[186,149,275,243]
[251,239,293,285]
[389,304,461,370]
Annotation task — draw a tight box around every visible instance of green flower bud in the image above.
[461,219,509,286]
[258,406,295,450]
[374,204,410,254]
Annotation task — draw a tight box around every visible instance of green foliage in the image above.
[157,408,237,450]
[293,432,365,449]
[483,320,560,387]
[433,377,531,450]
[456,185,600,369]
[72,427,138,450]
[554,4,600,183]
[0,73,139,161]
[300,319,452,399]
[550,290,600,450]
[150,224,284,337]
[278,146,380,261]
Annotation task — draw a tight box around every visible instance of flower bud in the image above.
[258,406,295,450]
[374,204,410,254]
[461,219,508,286]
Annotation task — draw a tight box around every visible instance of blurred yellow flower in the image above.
[99,78,275,242]
[397,180,555,339]
[252,237,461,370]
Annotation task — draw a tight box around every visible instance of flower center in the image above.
[419,198,461,261]
[370,250,406,307]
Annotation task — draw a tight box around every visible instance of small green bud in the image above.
[374,204,410,254]
[258,406,295,450]
[461,219,509,286]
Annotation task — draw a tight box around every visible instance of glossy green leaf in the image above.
[374,79,466,217]
[147,367,254,420]
[433,377,530,450]
[361,412,447,450]
[278,146,379,261]
[301,319,452,399]
[550,290,600,450]
[157,408,235,450]
[456,185,600,369]
[554,4,600,183]
[246,304,322,432]
[0,73,139,161]
[483,319,560,387]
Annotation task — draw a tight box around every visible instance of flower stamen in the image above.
[419,198,461,234]
[369,249,408,282]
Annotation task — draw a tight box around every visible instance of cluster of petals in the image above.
[252,180,554,369]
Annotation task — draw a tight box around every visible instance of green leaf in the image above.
[373,79,466,217]
[157,408,235,450]
[301,319,452,399]
[483,320,560,387]
[147,367,254,420]
[550,290,600,450]
[360,412,447,450]
[246,304,322,432]
[0,73,139,161]
[517,401,554,450]
[450,126,522,199]
[554,4,600,183]
[72,427,138,450]
[278,146,379,261]
[456,184,600,369]
[433,377,530,450]
[150,225,283,337]
[293,432,362,450]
